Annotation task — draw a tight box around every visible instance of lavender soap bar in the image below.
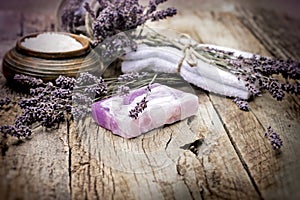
[91,83,199,138]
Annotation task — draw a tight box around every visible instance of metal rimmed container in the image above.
[2,32,102,82]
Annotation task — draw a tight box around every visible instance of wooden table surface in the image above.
[0,0,299,199]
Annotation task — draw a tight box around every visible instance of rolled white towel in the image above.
[123,44,249,92]
[122,45,250,99]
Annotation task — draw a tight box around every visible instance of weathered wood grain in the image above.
[157,10,300,199]
[235,8,300,199]
[1,1,299,200]
[69,89,260,200]
[237,7,300,60]
[0,11,70,200]
[0,126,70,200]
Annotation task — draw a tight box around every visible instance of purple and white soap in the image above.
[91,83,199,138]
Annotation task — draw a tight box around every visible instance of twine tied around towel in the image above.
[175,34,213,73]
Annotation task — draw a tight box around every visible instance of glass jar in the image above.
[56,0,96,37]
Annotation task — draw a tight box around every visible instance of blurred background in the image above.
[0,0,299,61]
[0,0,299,19]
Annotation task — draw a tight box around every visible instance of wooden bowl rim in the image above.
[16,32,90,59]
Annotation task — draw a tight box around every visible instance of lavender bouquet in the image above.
[60,0,176,44]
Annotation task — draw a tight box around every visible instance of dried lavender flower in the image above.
[117,85,130,96]
[85,0,177,44]
[71,89,94,121]
[14,74,43,88]
[75,72,99,86]
[1,74,76,139]
[118,72,148,82]
[96,32,137,60]
[83,2,96,20]
[61,0,86,33]
[51,88,73,100]
[265,80,285,101]
[245,82,261,97]
[128,73,157,119]
[72,92,93,105]
[264,126,283,150]
[18,98,38,109]
[72,105,91,121]
[233,98,249,111]
[74,72,107,98]
[0,97,11,109]
[129,96,148,119]
[150,7,177,21]
[0,124,32,139]
[203,47,299,101]
[281,82,300,95]
[55,75,76,89]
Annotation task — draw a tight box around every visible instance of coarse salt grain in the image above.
[21,32,83,53]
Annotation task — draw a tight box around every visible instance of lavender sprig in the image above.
[117,85,130,96]
[233,98,249,111]
[118,72,148,82]
[71,93,93,121]
[0,75,75,139]
[129,96,148,119]
[0,124,32,139]
[150,7,177,21]
[13,74,43,88]
[61,0,86,33]
[56,75,76,89]
[84,0,176,44]
[264,126,283,150]
[75,72,99,86]
[198,47,299,102]
[128,74,157,119]
[72,73,108,120]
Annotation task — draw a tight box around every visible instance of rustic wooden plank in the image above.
[161,10,300,199]
[1,1,298,199]
[69,86,260,199]
[0,126,71,200]
[237,7,300,60]
[0,12,71,199]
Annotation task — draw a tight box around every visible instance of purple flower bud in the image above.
[264,126,283,150]
[117,85,130,96]
[233,98,249,111]
[14,74,44,88]
[129,96,149,119]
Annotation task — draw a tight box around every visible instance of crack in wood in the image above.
[109,167,116,200]
[208,95,264,200]
[164,132,173,150]
[176,155,193,199]
[67,119,72,199]
[180,139,204,156]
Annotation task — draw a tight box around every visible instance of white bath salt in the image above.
[21,32,83,53]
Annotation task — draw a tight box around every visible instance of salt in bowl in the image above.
[2,32,101,82]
